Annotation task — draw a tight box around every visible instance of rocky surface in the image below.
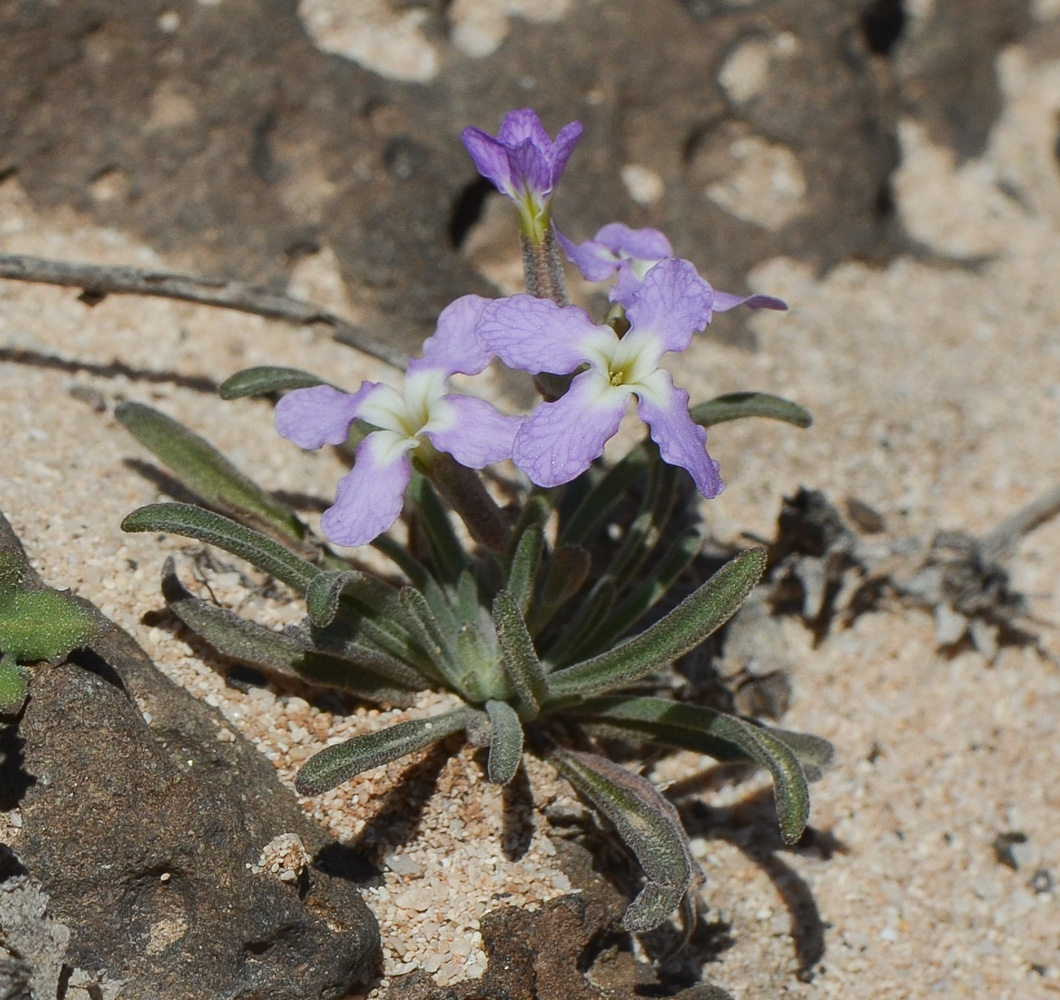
[0,514,379,1000]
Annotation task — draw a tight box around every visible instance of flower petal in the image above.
[711,290,788,312]
[625,258,713,354]
[555,228,621,282]
[275,383,373,450]
[320,432,414,547]
[460,128,515,196]
[496,108,552,149]
[547,120,584,185]
[477,295,600,375]
[508,137,552,198]
[635,370,723,499]
[513,370,628,487]
[413,295,493,377]
[427,395,523,469]
[593,222,672,260]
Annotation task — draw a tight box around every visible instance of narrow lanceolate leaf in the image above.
[406,474,466,586]
[399,587,462,689]
[546,548,766,698]
[115,401,306,541]
[161,559,416,703]
[575,527,703,660]
[305,570,405,628]
[558,445,652,546]
[484,699,524,785]
[122,503,321,594]
[603,457,679,594]
[526,543,592,637]
[506,522,543,617]
[550,748,700,933]
[295,707,475,796]
[492,590,547,719]
[218,366,327,399]
[572,696,820,844]
[543,574,617,669]
[0,655,28,715]
[689,392,812,429]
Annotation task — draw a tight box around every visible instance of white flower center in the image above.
[356,368,455,463]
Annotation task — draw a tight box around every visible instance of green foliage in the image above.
[119,375,828,935]
[0,541,100,667]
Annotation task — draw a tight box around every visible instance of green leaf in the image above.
[602,454,679,593]
[571,696,822,844]
[558,446,651,546]
[527,544,591,634]
[161,558,416,703]
[507,523,544,618]
[492,590,547,719]
[295,707,475,796]
[550,748,699,933]
[546,548,766,698]
[542,574,616,668]
[406,474,466,586]
[582,528,704,658]
[0,590,100,664]
[115,401,307,542]
[690,392,812,429]
[0,655,28,714]
[399,587,464,691]
[218,366,327,399]
[484,699,524,785]
[305,570,403,628]
[122,503,321,594]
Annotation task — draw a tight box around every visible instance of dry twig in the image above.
[0,252,408,369]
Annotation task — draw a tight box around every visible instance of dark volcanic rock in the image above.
[0,513,378,1000]
[5,0,1022,353]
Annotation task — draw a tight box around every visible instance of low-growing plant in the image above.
[119,109,832,936]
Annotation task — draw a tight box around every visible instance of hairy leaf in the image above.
[218,366,326,399]
[546,548,766,697]
[506,522,544,618]
[161,559,415,703]
[295,708,475,795]
[484,699,524,785]
[115,401,306,541]
[492,590,547,719]
[0,591,99,664]
[0,655,28,715]
[572,696,822,843]
[690,392,812,429]
[122,503,320,593]
[551,748,700,933]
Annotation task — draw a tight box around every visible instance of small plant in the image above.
[0,512,103,715]
[119,109,832,936]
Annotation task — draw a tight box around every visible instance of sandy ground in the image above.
[2,13,1060,1000]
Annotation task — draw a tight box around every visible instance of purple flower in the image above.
[461,109,583,242]
[557,223,788,314]
[475,258,724,497]
[275,296,521,547]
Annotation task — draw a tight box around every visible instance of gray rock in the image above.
[2,0,1027,354]
[0,863,70,1000]
[0,513,378,1000]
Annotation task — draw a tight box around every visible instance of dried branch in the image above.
[0,252,408,370]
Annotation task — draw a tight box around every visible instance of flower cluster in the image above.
[276,109,788,550]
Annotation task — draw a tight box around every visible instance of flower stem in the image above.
[521,228,569,306]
